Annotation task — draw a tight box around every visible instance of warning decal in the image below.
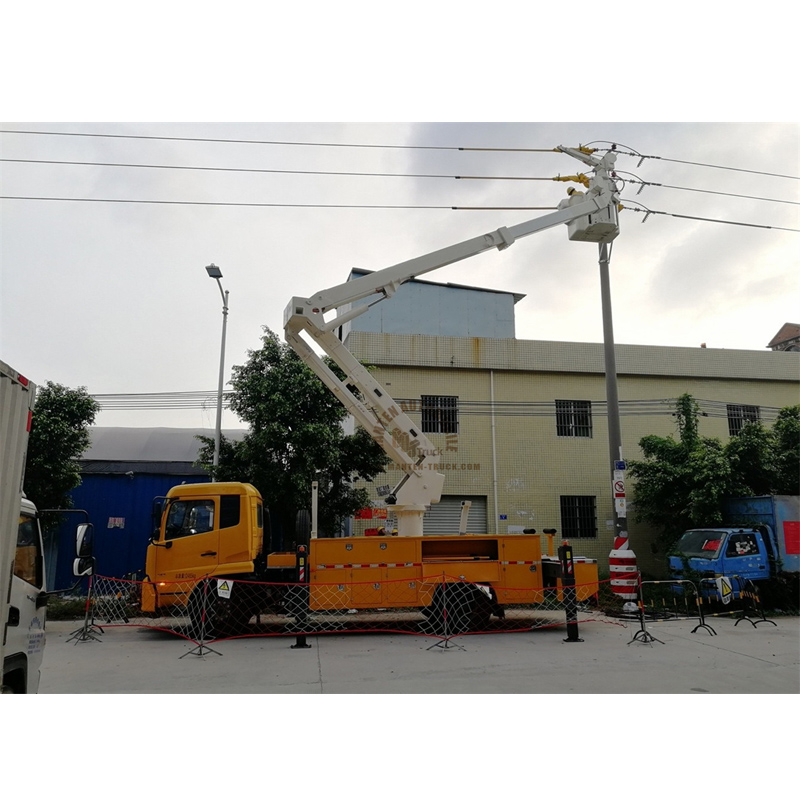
[716,576,733,605]
[217,579,233,599]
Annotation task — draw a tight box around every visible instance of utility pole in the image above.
[598,242,638,605]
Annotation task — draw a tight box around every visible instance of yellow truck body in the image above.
[141,483,598,621]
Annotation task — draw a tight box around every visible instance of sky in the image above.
[1,4,798,437]
[2,120,797,432]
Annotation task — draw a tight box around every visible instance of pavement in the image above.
[37,613,800,694]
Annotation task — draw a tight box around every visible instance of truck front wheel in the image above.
[188,582,256,639]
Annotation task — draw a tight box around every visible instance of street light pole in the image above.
[205,263,229,479]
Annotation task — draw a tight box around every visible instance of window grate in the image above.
[727,404,759,436]
[555,400,592,438]
[560,495,597,538]
[421,395,459,434]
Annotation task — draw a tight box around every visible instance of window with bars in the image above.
[560,495,597,539]
[421,395,459,434]
[727,404,760,436]
[555,400,592,438]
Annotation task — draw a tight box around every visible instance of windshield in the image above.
[674,529,724,560]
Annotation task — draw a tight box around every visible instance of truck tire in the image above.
[421,583,476,636]
[188,581,255,640]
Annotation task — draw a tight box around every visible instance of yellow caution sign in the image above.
[716,576,733,605]
[217,579,233,599]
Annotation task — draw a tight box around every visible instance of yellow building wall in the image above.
[347,333,800,577]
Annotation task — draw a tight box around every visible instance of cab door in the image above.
[720,531,766,584]
[153,497,220,604]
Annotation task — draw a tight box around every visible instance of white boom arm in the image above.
[284,147,619,536]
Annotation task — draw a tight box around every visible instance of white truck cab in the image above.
[2,496,48,693]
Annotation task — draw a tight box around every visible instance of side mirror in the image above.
[73,556,94,577]
[76,523,94,558]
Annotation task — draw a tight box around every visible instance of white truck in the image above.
[1,359,47,693]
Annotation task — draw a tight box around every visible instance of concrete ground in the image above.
[38,613,800,694]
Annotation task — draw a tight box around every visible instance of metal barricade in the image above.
[697,575,777,630]
[629,577,714,643]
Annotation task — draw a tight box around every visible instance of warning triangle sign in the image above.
[217,579,233,599]
[716,576,733,605]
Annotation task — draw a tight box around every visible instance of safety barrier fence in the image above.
[66,573,622,651]
[628,574,776,644]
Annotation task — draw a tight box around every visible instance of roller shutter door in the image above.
[422,495,487,535]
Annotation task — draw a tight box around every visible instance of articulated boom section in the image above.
[285,309,445,536]
[284,146,620,537]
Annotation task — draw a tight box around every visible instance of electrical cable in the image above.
[0,128,557,153]
[615,170,799,206]
[621,200,800,232]
[0,195,558,211]
[0,156,563,182]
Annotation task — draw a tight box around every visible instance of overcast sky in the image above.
[2,5,798,434]
[1,121,797,430]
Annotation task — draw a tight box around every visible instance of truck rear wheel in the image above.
[422,583,480,635]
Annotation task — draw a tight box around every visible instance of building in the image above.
[340,271,800,575]
[53,427,243,589]
[768,323,800,352]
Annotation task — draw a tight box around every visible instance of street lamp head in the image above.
[205,263,223,279]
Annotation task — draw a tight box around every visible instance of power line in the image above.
[3,128,795,182]
[621,203,799,233]
[0,128,558,153]
[92,391,785,422]
[0,156,560,182]
[4,193,796,230]
[0,195,557,211]
[617,172,799,206]
[607,144,799,181]
[5,156,795,208]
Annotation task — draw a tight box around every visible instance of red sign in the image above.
[783,521,800,555]
[354,507,388,520]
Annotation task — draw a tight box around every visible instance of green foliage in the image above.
[197,327,390,546]
[629,395,800,551]
[24,382,100,511]
[771,405,800,495]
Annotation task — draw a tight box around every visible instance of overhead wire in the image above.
[585,140,800,181]
[0,156,565,182]
[0,195,558,211]
[615,170,799,206]
[91,391,785,423]
[621,200,800,233]
[2,129,797,226]
[0,128,558,153]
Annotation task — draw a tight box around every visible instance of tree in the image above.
[629,395,739,550]
[197,327,390,548]
[24,382,100,510]
[771,405,800,495]
[629,395,800,552]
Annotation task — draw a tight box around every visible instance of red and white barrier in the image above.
[609,536,638,601]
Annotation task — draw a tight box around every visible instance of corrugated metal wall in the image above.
[50,473,209,591]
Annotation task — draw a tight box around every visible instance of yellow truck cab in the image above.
[141,482,265,613]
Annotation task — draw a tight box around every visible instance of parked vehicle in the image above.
[667,495,800,594]
[1,359,48,693]
[139,481,599,636]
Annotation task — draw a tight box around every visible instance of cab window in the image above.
[16,513,43,587]
[725,532,759,557]
[220,495,240,529]
[165,500,215,540]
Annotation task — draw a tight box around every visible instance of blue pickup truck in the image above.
[668,495,799,586]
